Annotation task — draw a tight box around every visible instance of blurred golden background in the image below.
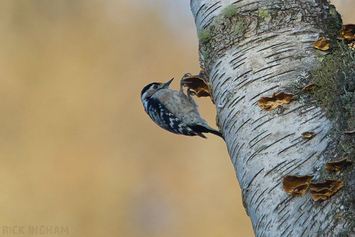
[0,1,353,236]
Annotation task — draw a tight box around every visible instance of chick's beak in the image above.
[163,78,174,89]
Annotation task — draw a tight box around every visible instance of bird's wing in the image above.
[147,98,206,138]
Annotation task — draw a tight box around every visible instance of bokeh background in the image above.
[0,1,353,236]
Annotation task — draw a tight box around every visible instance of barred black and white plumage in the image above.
[141,78,223,139]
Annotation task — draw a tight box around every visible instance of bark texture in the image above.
[191,0,355,236]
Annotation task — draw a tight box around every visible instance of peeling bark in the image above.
[190,0,355,236]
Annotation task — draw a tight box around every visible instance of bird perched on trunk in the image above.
[141,78,223,139]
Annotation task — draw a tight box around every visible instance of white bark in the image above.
[191,0,355,236]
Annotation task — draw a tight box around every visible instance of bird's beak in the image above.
[163,78,174,89]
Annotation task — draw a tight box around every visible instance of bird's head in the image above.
[141,78,174,102]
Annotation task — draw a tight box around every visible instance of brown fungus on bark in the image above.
[181,71,211,97]
[340,24,355,42]
[344,129,355,134]
[309,179,344,201]
[303,83,316,91]
[326,158,352,171]
[258,92,293,111]
[301,131,316,140]
[283,175,314,196]
[314,37,331,51]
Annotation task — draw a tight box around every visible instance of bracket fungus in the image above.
[301,131,316,140]
[258,92,293,111]
[340,24,355,42]
[283,175,314,196]
[314,37,331,51]
[309,180,344,201]
[344,129,355,134]
[181,71,211,97]
[326,158,352,171]
[303,83,316,91]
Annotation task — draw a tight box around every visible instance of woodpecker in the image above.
[141,78,223,139]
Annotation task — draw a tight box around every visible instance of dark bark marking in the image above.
[238,1,262,11]
[235,75,250,87]
[283,105,306,116]
[277,159,297,175]
[200,2,221,27]
[268,182,282,193]
[250,133,271,148]
[239,72,274,89]
[194,4,205,19]
[252,117,275,131]
[294,212,305,225]
[265,48,296,59]
[225,111,243,134]
[300,226,308,237]
[232,0,243,4]
[219,90,230,102]
[310,212,321,229]
[230,95,245,108]
[286,230,294,237]
[215,72,225,83]
[279,209,291,226]
[286,152,317,174]
[231,57,247,69]
[232,43,259,57]
[249,130,267,145]
[249,189,259,207]
[265,220,273,234]
[231,144,239,166]
[245,168,264,189]
[236,118,252,133]
[298,199,311,211]
[264,160,287,177]
[230,141,240,164]
[227,100,240,117]
[231,142,244,164]
[264,133,295,151]
[215,60,222,68]
[254,63,281,74]
[255,197,266,212]
[210,71,219,84]
[219,77,232,89]
[300,40,318,44]
[256,213,267,230]
[261,69,295,81]
[280,223,292,237]
[254,34,279,45]
[230,54,247,65]
[278,203,291,218]
[273,195,292,213]
[246,146,267,163]
[233,69,252,82]
[232,61,246,70]
[249,85,279,101]
[299,105,318,115]
[319,132,328,143]
[254,188,268,205]
[277,140,303,155]
[288,30,318,36]
[222,110,240,129]
[257,42,291,52]
[252,114,268,125]
[300,111,324,125]
[267,55,296,64]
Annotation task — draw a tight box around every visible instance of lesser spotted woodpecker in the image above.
[141,78,223,139]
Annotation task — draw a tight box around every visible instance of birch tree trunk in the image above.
[190,0,355,236]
